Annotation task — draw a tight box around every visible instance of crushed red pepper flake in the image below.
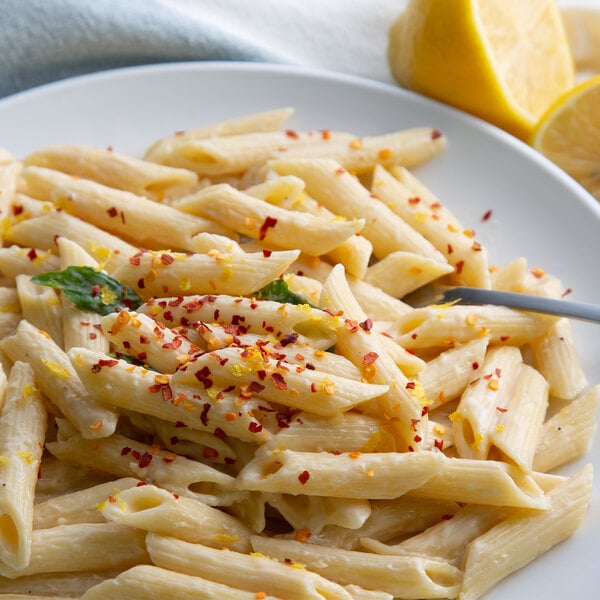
[362,352,379,365]
[258,216,278,241]
[481,209,493,222]
[298,470,310,485]
[455,260,465,275]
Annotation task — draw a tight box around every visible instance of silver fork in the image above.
[409,286,600,324]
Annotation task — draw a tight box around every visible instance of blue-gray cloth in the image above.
[0,0,287,99]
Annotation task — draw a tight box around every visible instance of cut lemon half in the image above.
[388,0,575,140]
[531,75,600,201]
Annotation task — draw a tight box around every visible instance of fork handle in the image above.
[441,287,600,324]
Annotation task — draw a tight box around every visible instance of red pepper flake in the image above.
[129,253,142,266]
[137,278,145,289]
[414,435,422,443]
[441,513,454,520]
[295,528,312,543]
[27,248,37,260]
[421,406,429,417]
[258,216,278,241]
[121,446,131,456]
[270,372,288,390]
[248,422,263,434]
[344,319,359,333]
[431,129,442,140]
[496,406,508,413]
[203,447,219,459]
[136,481,148,487]
[408,197,421,205]
[138,452,153,468]
[447,243,454,254]
[405,381,416,390]
[90,284,101,297]
[495,368,502,378]
[247,381,266,394]
[107,206,118,218]
[160,253,175,265]
[298,470,310,485]
[362,352,379,365]
[472,361,479,370]
[471,241,482,252]
[455,260,465,275]
[500,335,510,342]
[481,209,493,222]
[359,318,373,332]
[310,382,317,393]
[410,418,420,431]
[279,333,299,347]
[261,249,272,258]
[321,129,331,140]
[285,129,299,139]
[434,439,444,451]
[12,204,23,216]
[199,402,211,427]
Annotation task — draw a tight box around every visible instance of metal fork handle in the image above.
[439,287,600,324]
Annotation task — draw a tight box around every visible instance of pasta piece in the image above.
[25,144,199,201]
[0,320,118,439]
[0,245,61,280]
[144,107,295,164]
[146,533,355,600]
[250,535,462,599]
[100,484,253,552]
[0,362,47,569]
[0,523,149,579]
[67,347,272,443]
[459,464,593,600]
[175,183,364,256]
[4,211,137,272]
[0,161,22,243]
[237,448,444,498]
[22,166,232,250]
[46,427,237,506]
[81,564,283,600]
[57,237,110,353]
[111,247,300,299]
[533,385,599,472]
[270,158,444,261]
[378,165,491,288]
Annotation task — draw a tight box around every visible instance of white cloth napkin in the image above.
[0,0,597,99]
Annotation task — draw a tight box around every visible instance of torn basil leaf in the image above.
[254,278,316,307]
[32,266,142,316]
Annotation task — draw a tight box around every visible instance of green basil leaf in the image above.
[32,266,142,316]
[253,278,316,307]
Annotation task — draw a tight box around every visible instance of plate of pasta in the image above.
[0,61,598,600]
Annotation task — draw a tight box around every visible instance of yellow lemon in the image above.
[388,0,575,140]
[531,74,600,201]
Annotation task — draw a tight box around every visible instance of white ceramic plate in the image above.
[1,62,598,599]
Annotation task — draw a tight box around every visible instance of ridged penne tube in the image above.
[81,564,284,600]
[452,346,524,460]
[489,364,549,470]
[139,294,341,349]
[320,265,426,450]
[391,305,552,350]
[144,107,295,165]
[143,129,354,177]
[311,497,460,550]
[364,251,454,298]
[0,245,61,280]
[15,274,63,347]
[270,158,444,261]
[530,318,589,401]
[4,211,137,272]
[173,346,388,417]
[33,478,140,529]
[459,465,593,600]
[377,165,491,288]
[0,362,46,569]
[191,231,244,254]
[111,247,300,299]
[0,523,149,579]
[361,504,508,566]
[274,127,447,173]
[56,237,110,353]
[100,484,253,552]
[250,535,463,600]
[419,337,489,410]
[46,430,236,506]
[533,385,599,473]
[266,494,371,532]
[261,412,383,453]
[101,310,202,373]
[408,455,550,509]
[236,449,444,498]
[146,533,355,600]
[200,322,363,381]
[0,320,118,439]
[175,184,365,256]
[22,166,232,250]
[248,175,373,278]
[0,570,120,597]
[67,347,272,443]
[25,145,199,201]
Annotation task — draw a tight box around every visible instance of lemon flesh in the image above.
[388,0,575,140]
[531,75,600,201]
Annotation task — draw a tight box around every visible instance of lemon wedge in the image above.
[531,75,600,201]
[388,0,575,140]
